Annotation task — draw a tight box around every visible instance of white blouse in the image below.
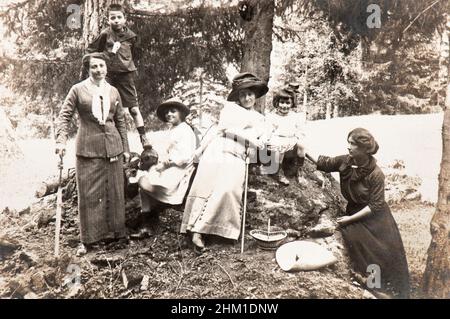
[265,110,306,152]
[144,122,198,204]
[83,78,111,125]
[216,102,269,158]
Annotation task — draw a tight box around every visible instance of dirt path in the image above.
[0,197,364,299]
[0,195,434,299]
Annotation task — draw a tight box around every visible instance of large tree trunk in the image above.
[422,8,450,299]
[422,87,450,299]
[240,0,275,114]
[438,18,450,110]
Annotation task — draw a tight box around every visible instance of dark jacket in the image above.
[56,81,130,158]
[86,26,137,73]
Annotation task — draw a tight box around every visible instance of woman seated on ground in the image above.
[55,52,130,256]
[259,86,306,185]
[180,72,269,253]
[310,128,410,298]
[131,99,197,239]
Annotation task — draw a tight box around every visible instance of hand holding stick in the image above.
[240,152,250,254]
[305,152,317,165]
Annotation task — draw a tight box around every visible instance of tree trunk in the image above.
[438,22,449,110]
[422,86,450,298]
[332,103,339,118]
[422,7,450,299]
[240,0,275,114]
[325,102,331,119]
[35,169,76,198]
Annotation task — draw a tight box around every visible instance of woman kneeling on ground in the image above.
[310,128,410,298]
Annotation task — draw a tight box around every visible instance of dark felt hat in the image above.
[227,72,269,102]
[287,82,300,92]
[156,98,190,122]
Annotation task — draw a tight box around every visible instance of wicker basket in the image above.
[249,229,287,250]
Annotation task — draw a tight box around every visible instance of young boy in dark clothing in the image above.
[86,4,150,148]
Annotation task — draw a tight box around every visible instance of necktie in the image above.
[100,96,104,124]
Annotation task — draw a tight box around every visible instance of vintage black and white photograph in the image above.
[0,0,448,301]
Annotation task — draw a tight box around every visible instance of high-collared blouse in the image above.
[316,155,387,213]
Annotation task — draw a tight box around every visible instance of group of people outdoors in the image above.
[54,4,410,298]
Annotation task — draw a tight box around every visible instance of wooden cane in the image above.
[54,154,64,257]
[240,154,250,254]
[305,152,317,165]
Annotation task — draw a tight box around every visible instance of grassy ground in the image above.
[391,201,434,299]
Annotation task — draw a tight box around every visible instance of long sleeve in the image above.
[264,113,275,137]
[167,124,197,167]
[295,112,307,141]
[252,112,272,143]
[367,170,386,212]
[168,139,195,167]
[218,103,265,147]
[131,34,140,62]
[113,94,130,153]
[86,32,107,54]
[217,103,239,131]
[316,155,346,173]
[56,86,78,144]
[228,127,260,143]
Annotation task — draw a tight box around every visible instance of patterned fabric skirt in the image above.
[76,156,126,244]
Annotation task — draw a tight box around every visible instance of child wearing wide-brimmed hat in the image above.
[259,85,306,185]
[131,98,197,239]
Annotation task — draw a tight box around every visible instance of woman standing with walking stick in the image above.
[55,52,130,256]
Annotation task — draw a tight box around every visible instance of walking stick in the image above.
[54,154,64,257]
[240,151,250,254]
[305,152,317,165]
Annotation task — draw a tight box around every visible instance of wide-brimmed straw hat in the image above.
[227,72,269,102]
[275,241,337,272]
[156,98,190,122]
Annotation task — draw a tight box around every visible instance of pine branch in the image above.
[0,0,34,19]
[130,3,238,18]
[402,0,442,34]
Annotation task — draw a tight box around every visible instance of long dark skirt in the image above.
[76,156,126,244]
[341,203,410,298]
